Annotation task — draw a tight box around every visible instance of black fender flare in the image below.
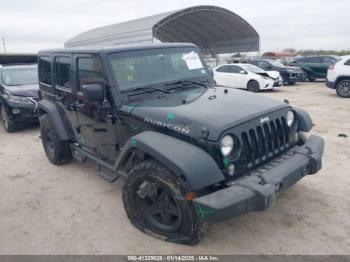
[294,107,313,132]
[115,131,225,191]
[38,100,73,141]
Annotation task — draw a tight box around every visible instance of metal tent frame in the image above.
[65,5,260,55]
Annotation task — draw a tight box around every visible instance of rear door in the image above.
[214,65,235,87]
[307,57,324,77]
[52,55,79,130]
[74,54,119,163]
[229,65,248,87]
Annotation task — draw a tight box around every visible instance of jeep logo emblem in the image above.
[260,117,270,124]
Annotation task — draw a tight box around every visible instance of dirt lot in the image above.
[0,82,349,255]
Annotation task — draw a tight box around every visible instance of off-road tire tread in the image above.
[40,114,72,165]
[123,159,205,245]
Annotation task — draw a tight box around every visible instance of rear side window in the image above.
[55,56,71,88]
[323,57,336,64]
[38,56,52,85]
[230,65,243,73]
[216,65,231,73]
[296,57,309,63]
[307,57,322,63]
[344,59,350,66]
[77,56,104,89]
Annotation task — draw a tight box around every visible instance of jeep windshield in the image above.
[1,67,38,86]
[108,47,209,92]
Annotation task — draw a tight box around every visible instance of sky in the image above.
[0,0,349,54]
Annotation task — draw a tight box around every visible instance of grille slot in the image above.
[240,117,290,167]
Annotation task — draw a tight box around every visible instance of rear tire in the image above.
[247,80,260,92]
[40,114,72,165]
[305,71,315,82]
[336,80,350,98]
[123,159,204,245]
[1,104,17,132]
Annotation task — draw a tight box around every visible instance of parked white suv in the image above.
[326,55,350,98]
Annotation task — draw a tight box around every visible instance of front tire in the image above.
[1,104,17,132]
[40,114,72,165]
[247,80,260,92]
[123,159,204,245]
[336,80,350,98]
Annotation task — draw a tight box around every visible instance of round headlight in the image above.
[220,135,234,156]
[287,110,295,127]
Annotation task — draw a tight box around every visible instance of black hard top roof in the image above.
[38,43,197,55]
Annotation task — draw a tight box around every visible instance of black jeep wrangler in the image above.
[0,64,39,132]
[37,43,324,245]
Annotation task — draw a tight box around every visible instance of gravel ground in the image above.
[0,82,349,255]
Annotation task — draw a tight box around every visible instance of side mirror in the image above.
[81,84,104,102]
[239,70,246,74]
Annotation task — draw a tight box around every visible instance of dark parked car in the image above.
[37,43,324,245]
[290,55,338,81]
[248,59,304,85]
[0,64,39,132]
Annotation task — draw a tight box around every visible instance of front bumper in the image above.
[193,135,325,222]
[6,100,38,122]
[286,72,305,83]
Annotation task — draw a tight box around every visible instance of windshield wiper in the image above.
[123,85,170,95]
[164,79,208,90]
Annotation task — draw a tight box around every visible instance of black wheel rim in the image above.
[338,82,350,97]
[135,181,183,232]
[249,81,259,92]
[1,106,9,130]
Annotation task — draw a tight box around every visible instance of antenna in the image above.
[2,37,7,53]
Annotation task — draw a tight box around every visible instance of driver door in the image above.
[74,54,119,163]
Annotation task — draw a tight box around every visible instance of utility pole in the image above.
[2,37,7,53]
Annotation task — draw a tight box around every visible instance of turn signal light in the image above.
[185,192,196,201]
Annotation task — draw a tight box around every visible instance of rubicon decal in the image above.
[144,117,190,135]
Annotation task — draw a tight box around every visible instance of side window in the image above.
[216,65,231,73]
[308,57,322,63]
[77,56,104,89]
[323,57,336,64]
[296,57,309,63]
[38,56,52,85]
[55,56,71,88]
[345,59,350,66]
[230,65,243,74]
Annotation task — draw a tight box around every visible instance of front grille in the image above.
[239,117,290,168]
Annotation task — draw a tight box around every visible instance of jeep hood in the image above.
[5,84,39,98]
[123,87,290,141]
